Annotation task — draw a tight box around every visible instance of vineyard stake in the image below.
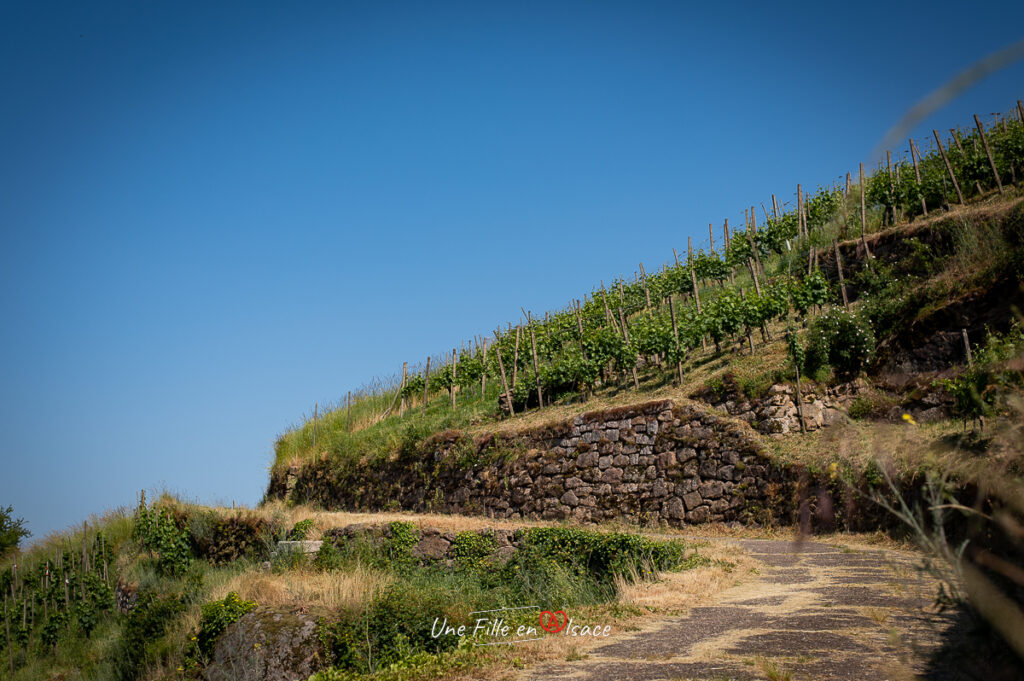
[600,281,612,322]
[746,258,770,342]
[708,224,715,253]
[618,307,640,389]
[494,330,514,417]
[952,129,984,196]
[748,208,765,276]
[797,184,804,239]
[845,172,852,196]
[909,138,928,216]
[933,130,965,206]
[688,237,702,317]
[771,194,779,219]
[480,340,489,397]
[788,328,807,434]
[451,348,457,409]
[527,313,543,408]
[399,363,408,416]
[421,357,430,416]
[1018,99,1024,122]
[886,150,895,226]
[833,239,850,310]
[638,263,652,308]
[511,328,520,390]
[738,288,755,353]
[312,402,317,449]
[962,328,974,367]
[973,114,1003,194]
[573,300,587,360]
[858,163,873,261]
[668,297,684,384]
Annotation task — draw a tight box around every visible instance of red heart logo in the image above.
[538,610,568,633]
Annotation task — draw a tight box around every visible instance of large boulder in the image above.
[205,607,326,681]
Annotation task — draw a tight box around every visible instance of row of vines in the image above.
[1,524,115,672]
[306,105,1024,427]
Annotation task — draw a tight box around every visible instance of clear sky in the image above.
[2,1,1023,541]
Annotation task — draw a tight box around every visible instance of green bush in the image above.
[941,322,1024,422]
[288,518,316,540]
[450,531,496,571]
[133,503,191,577]
[320,581,461,674]
[804,306,876,378]
[115,592,186,681]
[195,591,257,658]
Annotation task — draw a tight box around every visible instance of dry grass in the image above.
[615,542,757,613]
[208,564,390,611]
[252,501,561,539]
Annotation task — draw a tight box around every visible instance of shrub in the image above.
[133,503,191,577]
[940,322,1024,422]
[320,581,461,673]
[450,531,496,571]
[195,591,257,658]
[115,592,186,681]
[804,306,875,378]
[288,518,316,540]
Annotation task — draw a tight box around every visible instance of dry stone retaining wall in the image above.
[271,399,802,528]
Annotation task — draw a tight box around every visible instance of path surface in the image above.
[526,539,953,681]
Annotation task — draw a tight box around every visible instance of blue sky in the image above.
[2,1,1022,540]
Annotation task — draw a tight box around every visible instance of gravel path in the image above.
[523,539,953,681]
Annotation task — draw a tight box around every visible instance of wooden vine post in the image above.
[747,208,764,275]
[421,357,430,416]
[687,237,701,312]
[933,129,965,206]
[480,340,487,397]
[738,288,755,353]
[399,362,408,416]
[638,263,652,308]
[833,239,850,310]
[962,328,974,367]
[886,150,895,225]
[687,237,708,352]
[450,349,457,409]
[511,327,521,389]
[494,330,514,417]
[600,282,612,323]
[708,224,715,253]
[312,402,317,449]
[788,327,807,434]
[617,307,641,389]
[747,258,770,341]
[527,312,543,408]
[771,194,779,219]
[796,184,804,238]
[858,163,873,261]
[668,297,684,384]
[909,138,928,216]
[724,219,734,284]
[973,114,1003,194]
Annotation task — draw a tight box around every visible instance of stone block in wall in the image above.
[682,491,702,510]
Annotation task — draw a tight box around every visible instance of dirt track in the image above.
[522,539,952,681]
